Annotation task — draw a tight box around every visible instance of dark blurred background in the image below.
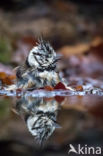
[0,0,103,64]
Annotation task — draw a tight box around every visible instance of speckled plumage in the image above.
[16,39,62,89]
[16,96,60,145]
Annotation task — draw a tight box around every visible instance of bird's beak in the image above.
[55,54,62,62]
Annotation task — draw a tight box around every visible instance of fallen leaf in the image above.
[44,86,54,91]
[0,72,16,85]
[8,75,16,80]
[75,85,83,91]
[2,77,12,85]
[0,72,6,79]
[54,82,67,90]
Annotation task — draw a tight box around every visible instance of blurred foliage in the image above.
[0,14,14,63]
[0,98,10,119]
[0,37,12,63]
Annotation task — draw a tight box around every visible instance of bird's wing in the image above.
[16,64,28,79]
[21,66,37,78]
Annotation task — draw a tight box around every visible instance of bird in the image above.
[15,39,67,90]
[6,38,73,91]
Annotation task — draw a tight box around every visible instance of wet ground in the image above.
[0,78,103,156]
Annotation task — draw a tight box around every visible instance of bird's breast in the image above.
[38,71,59,81]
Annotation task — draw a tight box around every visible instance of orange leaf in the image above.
[2,77,13,85]
[75,85,83,91]
[44,86,54,91]
[0,72,6,79]
[8,75,16,80]
[0,73,16,85]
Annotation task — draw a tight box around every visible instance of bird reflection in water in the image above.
[15,96,61,146]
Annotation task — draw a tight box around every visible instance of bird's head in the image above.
[27,39,60,70]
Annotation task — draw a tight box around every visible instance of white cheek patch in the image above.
[27,116,38,136]
[28,47,39,67]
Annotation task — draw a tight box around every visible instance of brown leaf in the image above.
[0,72,16,85]
[54,82,67,90]
[2,75,16,85]
[8,75,16,80]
